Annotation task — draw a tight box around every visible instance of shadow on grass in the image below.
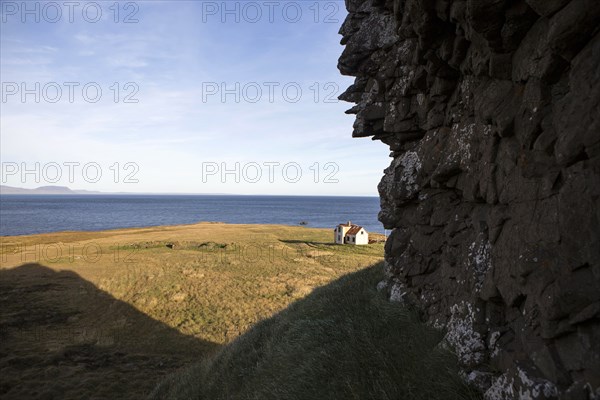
[150,263,482,400]
[0,263,218,400]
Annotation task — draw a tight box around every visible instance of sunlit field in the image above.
[0,223,384,399]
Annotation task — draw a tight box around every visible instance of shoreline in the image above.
[0,193,380,198]
[0,221,343,240]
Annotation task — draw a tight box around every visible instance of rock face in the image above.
[338,0,600,398]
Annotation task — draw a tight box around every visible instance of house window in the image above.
[361,231,364,235]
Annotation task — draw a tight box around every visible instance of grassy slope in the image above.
[0,223,386,399]
[150,264,481,400]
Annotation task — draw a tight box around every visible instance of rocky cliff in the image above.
[338,0,600,398]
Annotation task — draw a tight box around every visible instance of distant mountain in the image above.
[0,185,102,195]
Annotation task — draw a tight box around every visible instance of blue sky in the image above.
[0,1,389,195]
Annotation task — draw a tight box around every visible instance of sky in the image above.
[0,1,390,196]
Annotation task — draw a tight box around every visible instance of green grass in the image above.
[149,263,481,400]
[2,224,474,399]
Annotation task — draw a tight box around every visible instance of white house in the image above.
[334,221,369,245]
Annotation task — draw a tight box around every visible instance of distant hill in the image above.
[0,185,101,195]
[0,185,236,196]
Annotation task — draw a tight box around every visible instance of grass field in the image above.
[150,264,481,400]
[0,223,386,399]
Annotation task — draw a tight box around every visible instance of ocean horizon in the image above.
[0,194,384,236]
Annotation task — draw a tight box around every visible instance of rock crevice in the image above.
[338,0,600,398]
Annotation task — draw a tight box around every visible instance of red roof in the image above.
[346,226,363,235]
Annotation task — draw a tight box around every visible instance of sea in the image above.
[0,195,384,236]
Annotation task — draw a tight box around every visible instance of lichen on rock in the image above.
[445,301,486,367]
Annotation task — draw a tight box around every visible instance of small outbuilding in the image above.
[334,221,369,245]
